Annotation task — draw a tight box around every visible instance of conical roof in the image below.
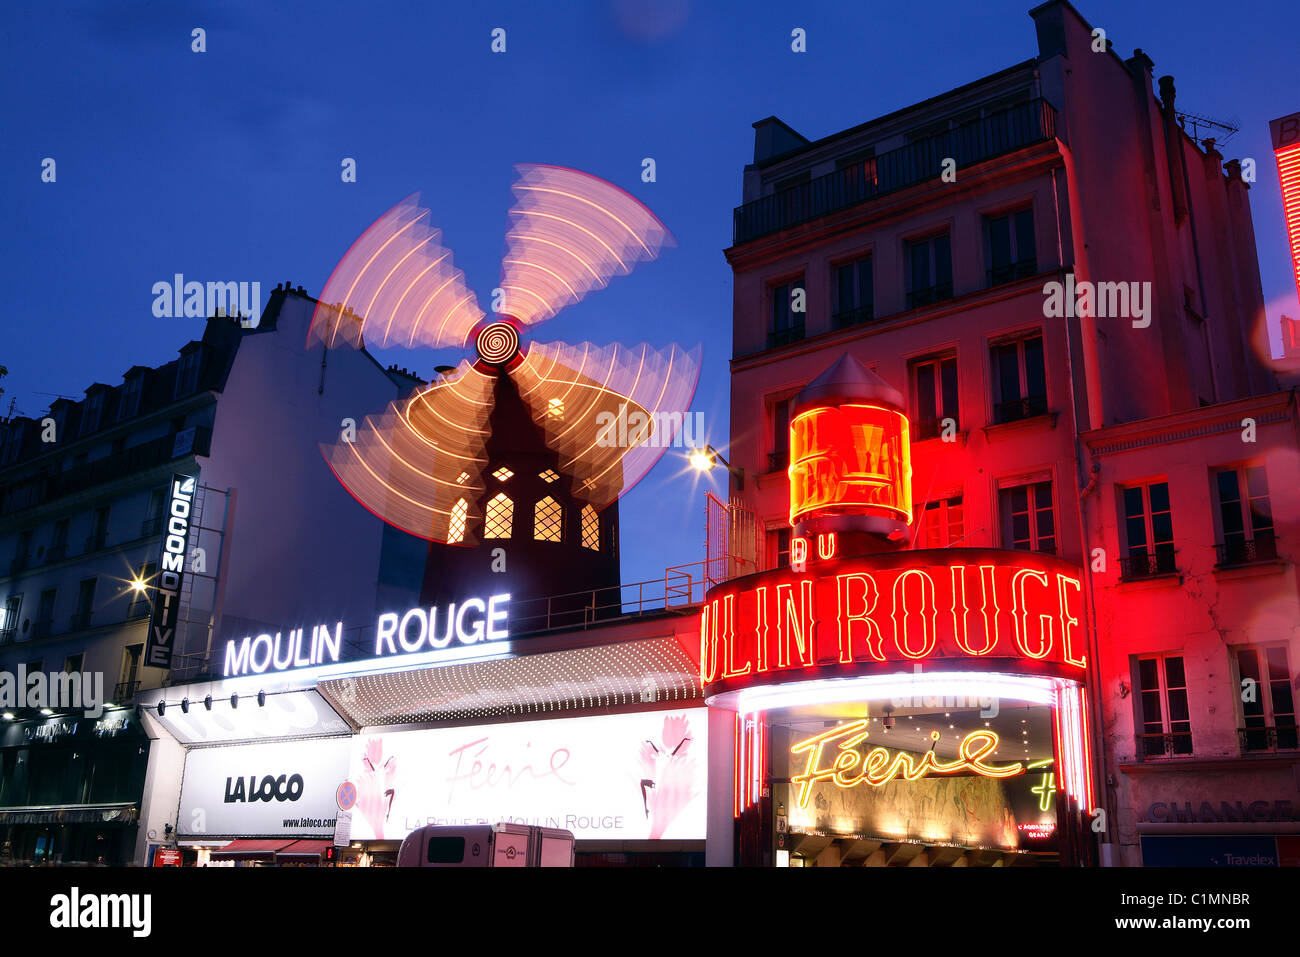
[791,354,904,418]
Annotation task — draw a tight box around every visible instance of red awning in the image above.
[210,839,294,857]
[276,840,334,858]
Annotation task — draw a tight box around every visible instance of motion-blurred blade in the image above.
[307,194,485,351]
[499,165,674,327]
[320,362,496,542]
[510,340,702,507]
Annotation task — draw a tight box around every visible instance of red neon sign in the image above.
[1272,112,1300,303]
[698,549,1087,695]
[788,404,912,526]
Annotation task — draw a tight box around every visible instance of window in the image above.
[769,277,806,348]
[770,398,791,472]
[905,233,952,309]
[63,653,84,674]
[910,353,959,440]
[1235,646,1297,752]
[484,493,513,539]
[580,505,600,550]
[990,334,1047,423]
[73,578,96,630]
[491,466,514,482]
[49,519,70,562]
[175,347,202,398]
[144,487,166,537]
[119,644,142,697]
[769,528,791,569]
[87,506,110,553]
[1214,466,1276,564]
[1119,482,1175,579]
[1136,656,1192,759]
[833,256,874,328]
[1,595,20,643]
[447,499,469,544]
[539,469,559,485]
[80,391,104,436]
[119,374,143,420]
[533,496,562,542]
[1000,481,1055,553]
[914,495,964,548]
[985,207,1036,286]
[35,588,56,638]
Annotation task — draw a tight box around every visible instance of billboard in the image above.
[177,736,351,838]
[344,708,708,842]
[144,473,198,669]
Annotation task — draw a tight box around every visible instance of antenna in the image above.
[1175,109,1240,146]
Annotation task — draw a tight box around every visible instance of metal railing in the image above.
[113,680,141,703]
[733,98,1058,244]
[767,323,805,349]
[0,627,14,645]
[507,564,711,636]
[993,394,1049,424]
[45,543,68,563]
[1238,724,1299,753]
[832,306,875,330]
[8,552,31,576]
[987,258,1039,287]
[69,612,93,632]
[1216,536,1278,566]
[1136,730,1193,760]
[141,516,163,537]
[1119,548,1177,581]
[905,281,954,310]
[84,533,107,554]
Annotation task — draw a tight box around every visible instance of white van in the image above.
[397,823,576,867]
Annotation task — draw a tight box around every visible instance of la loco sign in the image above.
[699,548,1086,696]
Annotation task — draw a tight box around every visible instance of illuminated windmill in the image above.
[308,165,701,609]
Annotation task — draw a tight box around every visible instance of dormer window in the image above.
[80,391,104,436]
[119,374,144,420]
[175,346,203,398]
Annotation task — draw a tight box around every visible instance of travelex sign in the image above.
[222,594,510,677]
[699,548,1086,693]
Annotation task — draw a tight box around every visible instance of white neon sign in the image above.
[222,593,510,677]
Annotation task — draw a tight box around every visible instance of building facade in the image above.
[717,0,1298,865]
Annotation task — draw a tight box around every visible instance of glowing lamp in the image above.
[788,354,912,539]
[689,448,716,472]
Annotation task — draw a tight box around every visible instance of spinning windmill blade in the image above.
[311,165,701,544]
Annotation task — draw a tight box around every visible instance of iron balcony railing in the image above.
[832,306,875,330]
[993,394,1049,425]
[113,680,141,703]
[1119,548,1178,581]
[733,98,1059,245]
[905,281,954,311]
[1136,730,1194,761]
[1238,724,1299,753]
[767,322,805,349]
[987,258,1039,287]
[1216,535,1278,566]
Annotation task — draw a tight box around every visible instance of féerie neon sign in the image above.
[789,721,1023,807]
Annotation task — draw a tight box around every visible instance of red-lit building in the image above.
[708,0,1299,866]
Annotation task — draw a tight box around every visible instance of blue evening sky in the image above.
[3,0,1297,586]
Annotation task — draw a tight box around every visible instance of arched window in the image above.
[581,505,600,550]
[484,493,513,539]
[534,496,563,542]
[447,498,469,543]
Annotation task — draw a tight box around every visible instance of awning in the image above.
[210,839,294,857]
[0,803,137,825]
[276,840,334,858]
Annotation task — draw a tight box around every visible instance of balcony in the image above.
[0,626,15,645]
[733,99,1059,245]
[1216,535,1278,567]
[993,394,1049,425]
[1119,548,1178,582]
[69,611,93,632]
[905,282,954,311]
[46,543,68,563]
[987,258,1039,287]
[1136,730,1193,761]
[141,516,163,537]
[8,552,31,576]
[113,680,141,703]
[767,322,805,350]
[832,306,875,330]
[0,426,212,519]
[31,618,53,640]
[1238,724,1299,753]
[84,533,107,555]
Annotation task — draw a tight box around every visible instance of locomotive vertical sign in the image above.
[145,472,198,669]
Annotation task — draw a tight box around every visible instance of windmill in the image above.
[308,165,701,611]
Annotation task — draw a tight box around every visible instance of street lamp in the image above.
[689,445,744,489]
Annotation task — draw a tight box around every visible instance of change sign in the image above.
[145,473,198,669]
